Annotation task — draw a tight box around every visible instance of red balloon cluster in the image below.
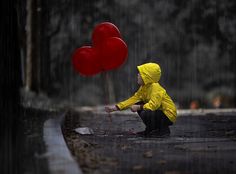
[72,22,128,76]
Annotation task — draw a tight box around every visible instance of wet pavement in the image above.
[63,108,236,174]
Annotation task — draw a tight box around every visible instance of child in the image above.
[105,62,177,137]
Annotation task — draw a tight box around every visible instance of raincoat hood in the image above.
[137,63,161,85]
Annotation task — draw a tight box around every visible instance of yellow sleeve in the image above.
[116,88,142,110]
[143,86,164,111]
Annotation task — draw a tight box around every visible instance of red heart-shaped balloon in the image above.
[92,22,121,47]
[72,22,128,76]
[72,46,101,76]
[99,37,128,70]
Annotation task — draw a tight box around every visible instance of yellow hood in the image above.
[137,63,161,84]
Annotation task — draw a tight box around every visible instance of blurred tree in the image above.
[40,0,64,95]
[25,0,40,92]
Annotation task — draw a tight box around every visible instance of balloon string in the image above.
[103,72,112,134]
[104,72,112,123]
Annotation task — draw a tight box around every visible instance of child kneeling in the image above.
[105,62,177,137]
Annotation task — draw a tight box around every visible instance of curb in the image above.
[75,106,236,116]
[43,113,83,174]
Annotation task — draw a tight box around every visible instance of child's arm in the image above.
[116,88,142,110]
[105,87,142,113]
[143,86,164,111]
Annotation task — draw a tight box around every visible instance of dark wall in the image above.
[0,0,22,173]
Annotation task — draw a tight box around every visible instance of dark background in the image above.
[17,0,236,109]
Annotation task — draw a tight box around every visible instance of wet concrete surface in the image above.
[63,109,236,174]
[44,117,83,174]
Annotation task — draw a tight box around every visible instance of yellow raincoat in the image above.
[116,63,177,123]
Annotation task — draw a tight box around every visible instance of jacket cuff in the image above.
[115,105,120,110]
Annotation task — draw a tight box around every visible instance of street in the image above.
[63,109,236,174]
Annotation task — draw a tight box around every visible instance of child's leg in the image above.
[138,109,173,137]
[155,110,172,129]
[150,110,173,136]
[137,110,161,133]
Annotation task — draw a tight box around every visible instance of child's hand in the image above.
[130,105,141,112]
[105,105,118,113]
